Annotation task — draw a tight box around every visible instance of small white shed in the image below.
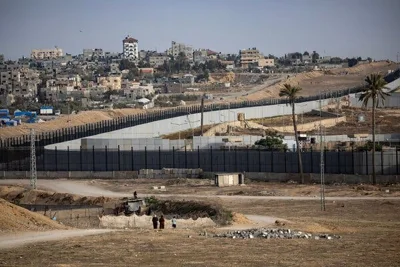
[214,173,245,187]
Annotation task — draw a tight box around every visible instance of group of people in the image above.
[152,215,177,229]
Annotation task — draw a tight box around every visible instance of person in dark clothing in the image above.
[159,215,165,229]
[133,191,137,199]
[152,215,158,229]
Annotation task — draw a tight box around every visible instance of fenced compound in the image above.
[0,86,363,148]
[1,146,399,175]
[17,204,103,228]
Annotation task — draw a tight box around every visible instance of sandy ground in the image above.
[0,178,399,266]
[0,179,399,200]
[0,229,114,249]
[0,199,399,266]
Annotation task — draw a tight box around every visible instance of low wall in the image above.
[203,172,400,184]
[203,116,346,136]
[0,168,203,179]
[99,214,216,229]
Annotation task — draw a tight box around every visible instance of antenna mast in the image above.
[30,128,37,189]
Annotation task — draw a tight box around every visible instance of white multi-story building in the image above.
[123,36,139,61]
[31,48,63,60]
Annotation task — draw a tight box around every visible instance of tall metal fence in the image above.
[1,146,399,175]
[0,86,364,148]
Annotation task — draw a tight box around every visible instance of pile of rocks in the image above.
[213,228,341,240]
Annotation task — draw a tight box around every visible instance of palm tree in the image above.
[358,73,390,184]
[279,84,304,183]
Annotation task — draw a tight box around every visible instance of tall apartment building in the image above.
[123,36,139,61]
[31,48,63,60]
[167,41,193,62]
[0,54,4,63]
[239,48,263,68]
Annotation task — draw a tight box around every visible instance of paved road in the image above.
[1,179,399,201]
[0,229,114,249]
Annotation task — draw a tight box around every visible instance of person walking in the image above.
[159,215,165,230]
[152,215,158,230]
[171,216,177,229]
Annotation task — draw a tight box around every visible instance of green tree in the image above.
[138,60,150,68]
[348,58,358,67]
[358,73,390,184]
[103,89,120,100]
[255,131,288,151]
[119,59,136,71]
[279,84,304,183]
[204,70,209,81]
[311,51,320,63]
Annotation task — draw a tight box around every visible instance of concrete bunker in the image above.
[215,173,245,187]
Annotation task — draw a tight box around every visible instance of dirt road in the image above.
[1,179,399,201]
[0,229,114,249]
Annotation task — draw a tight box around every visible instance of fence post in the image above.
[352,146,355,175]
[145,147,148,169]
[337,150,340,174]
[284,150,287,173]
[19,153,22,171]
[172,147,175,168]
[270,151,273,172]
[5,148,9,171]
[67,146,70,172]
[92,146,95,172]
[118,145,121,171]
[185,146,187,169]
[55,146,58,172]
[310,147,313,173]
[210,146,213,172]
[223,148,226,172]
[365,150,368,175]
[131,147,134,171]
[42,146,45,171]
[397,148,399,175]
[381,150,384,175]
[197,146,200,169]
[258,148,261,172]
[159,147,161,170]
[105,146,108,172]
[324,149,327,174]
[235,147,238,172]
[80,146,83,171]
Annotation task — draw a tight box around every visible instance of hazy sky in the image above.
[0,0,399,60]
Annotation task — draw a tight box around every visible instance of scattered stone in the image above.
[212,228,341,240]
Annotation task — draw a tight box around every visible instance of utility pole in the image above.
[200,95,205,136]
[319,93,326,211]
[30,128,37,189]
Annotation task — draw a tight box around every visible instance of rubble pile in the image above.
[213,228,341,240]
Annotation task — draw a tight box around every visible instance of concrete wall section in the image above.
[46,99,331,150]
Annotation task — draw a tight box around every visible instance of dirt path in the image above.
[1,179,399,201]
[0,229,114,249]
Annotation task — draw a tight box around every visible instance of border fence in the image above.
[1,146,399,175]
[0,86,363,148]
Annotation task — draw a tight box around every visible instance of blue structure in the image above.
[14,111,37,123]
